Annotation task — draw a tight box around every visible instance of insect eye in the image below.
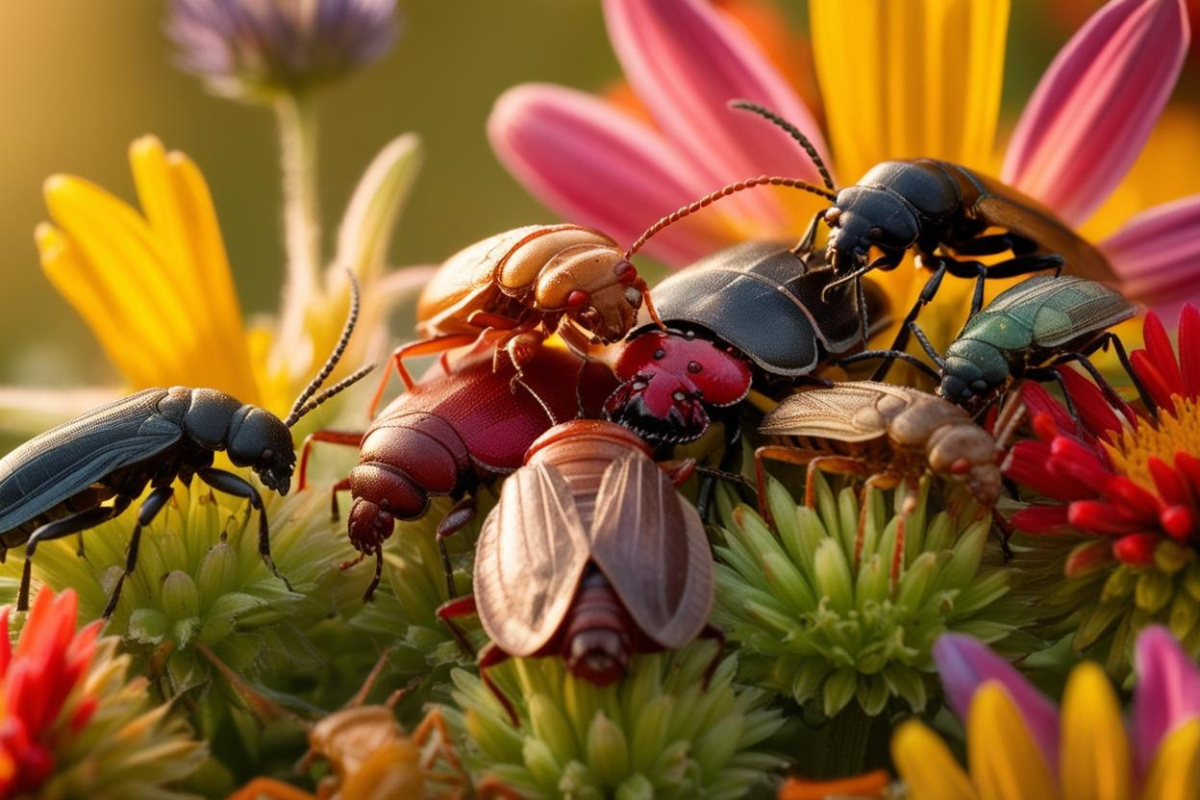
[261,448,274,462]
[868,226,883,240]
[950,457,971,475]
[567,290,590,308]
[825,208,841,226]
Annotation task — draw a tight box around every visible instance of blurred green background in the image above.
[0,0,1189,390]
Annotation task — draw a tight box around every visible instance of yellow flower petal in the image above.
[810,0,1009,181]
[1060,662,1132,800]
[968,683,1059,800]
[1139,719,1200,800]
[37,140,260,404]
[892,719,979,800]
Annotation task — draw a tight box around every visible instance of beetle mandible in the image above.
[370,224,664,413]
[0,277,371,616]
[437,420,719,724]
[298,345,617,602]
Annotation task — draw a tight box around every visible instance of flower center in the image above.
[1108,397,1200,493]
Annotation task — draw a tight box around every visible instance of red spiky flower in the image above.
[0,588,101,798]
[1005,304,1200,569]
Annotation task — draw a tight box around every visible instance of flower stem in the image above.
[824,704,874,778]
[274,93,322,366]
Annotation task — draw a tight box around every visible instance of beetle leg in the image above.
[869,259,949,380]
[792,209,828,256]
[297,430,363,492]
[944,253,1064,281]
[20,497,133,611]
[437,497,477,599]
[1084,332,1159,420]
[951,233,1023,257]
[437,594,480,657]
[329,477,352,521]
[865,474,913,586]
[361,546,383,603]
[197,468,294,593]
[102,485,175,618]
[477,644,519,726]
[1027,368,1083,433]
[371,334,481,416]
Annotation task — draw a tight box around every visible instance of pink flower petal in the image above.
[604,0,831,228]
[1003,0,1189,226]
[1133,625,1200,770]
[933,634,1061,763]
[1101,195,1200,315]
[489,83,733,266]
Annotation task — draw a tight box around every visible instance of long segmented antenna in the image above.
[625,175,838,260]
[285,271,361,425]
[286,364,376,427]
[729,100,837,193]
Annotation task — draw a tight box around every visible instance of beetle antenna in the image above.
[285,364,376,427]
[286,270,361,424]
[625,175,837,260]
[729,100,836,193]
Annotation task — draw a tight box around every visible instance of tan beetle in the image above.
[755,381,1020,579]
[372,224,663,412]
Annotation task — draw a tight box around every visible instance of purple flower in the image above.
[167,0,399,99]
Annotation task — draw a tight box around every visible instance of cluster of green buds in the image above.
[15,478,369,726]
[713,474,1018,718]
[1024,534,1200,674]
[445,646,785,799]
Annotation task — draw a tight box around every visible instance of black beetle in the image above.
[605,240,887,445]
[0,277,372,616]
[842,274,1154,420]
[625,101,1122,362]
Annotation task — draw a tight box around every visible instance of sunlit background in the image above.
[0,0,1195,388]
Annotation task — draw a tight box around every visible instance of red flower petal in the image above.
[1180,303,1200,400]
[1050,436,1117,493]
[1105,476,1164,519]
[1175,452,1200,499]
[1149,456,1190,507]
[1131,349,1179,412]
[1058,365,1127,439]
[1160,505,1196,540]
[1065,538,1117,577]
[1011,504,1072,533]
[1006,441,1094,501]
[1114,532,1161,564]
[1069,500,1144,534]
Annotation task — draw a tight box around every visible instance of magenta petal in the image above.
[1003,0,1189,226]
[1133,626,1200,770]
[488,83,732,266]
[1101,194,1200,315]
[933,634,1061,762]
[604,0,830,227]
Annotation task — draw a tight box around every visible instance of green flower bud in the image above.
[446,649,782,798]
[715,473,1016,717]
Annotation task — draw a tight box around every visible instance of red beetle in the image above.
[439,420,719,724]
[298,348,616,601]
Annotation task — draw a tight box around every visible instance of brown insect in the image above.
[220,649,519,800]
[438,420,719,724]
[755,381,1016,578]
[371,225,663,411]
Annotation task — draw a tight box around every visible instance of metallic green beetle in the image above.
[845,274,1151,417]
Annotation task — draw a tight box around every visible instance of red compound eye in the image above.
[950,457,972,475]
[567,290,590,307]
